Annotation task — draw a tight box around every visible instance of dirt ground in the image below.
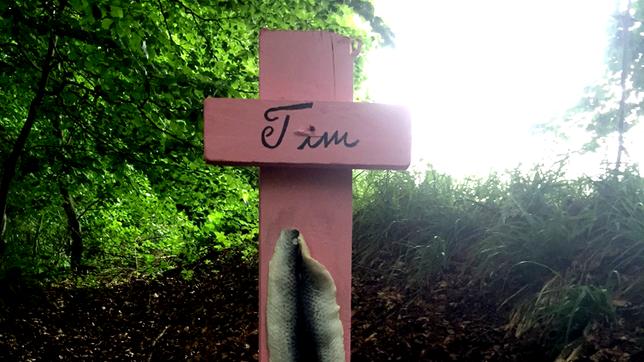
[1,250,642,361]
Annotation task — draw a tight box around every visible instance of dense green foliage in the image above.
[353,166,644,355]
[0,0,387,280]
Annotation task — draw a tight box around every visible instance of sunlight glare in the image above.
[366,0,619,178]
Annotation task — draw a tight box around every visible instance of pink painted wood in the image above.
[204,98,411,169]
[258,30,354,362]
[203,30,411,361]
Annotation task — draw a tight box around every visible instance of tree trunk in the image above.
[0,32,58,255]
[52,108,84,271]
[615,0,632,172]
[60,184,83,271]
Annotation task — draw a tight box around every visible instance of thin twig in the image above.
[148,325,170,362]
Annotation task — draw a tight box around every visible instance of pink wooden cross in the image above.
[204,30,411,361]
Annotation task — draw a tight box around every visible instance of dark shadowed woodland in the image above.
[1,0,643,361]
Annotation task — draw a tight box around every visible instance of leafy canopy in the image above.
[0,0,389,280]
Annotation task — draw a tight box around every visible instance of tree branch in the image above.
[615,0,632,172]
[0,25,60,255]
[137,104,201,149]
[156,0,180,52]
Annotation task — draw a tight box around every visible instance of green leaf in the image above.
[101,18,113,30]
[110,6,124,18]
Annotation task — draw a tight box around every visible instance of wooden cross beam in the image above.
[204,30,410,362]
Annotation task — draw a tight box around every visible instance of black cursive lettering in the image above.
[297,130,360,150]
[261,102,313,149]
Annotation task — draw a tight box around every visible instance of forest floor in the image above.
[0,250,642,361]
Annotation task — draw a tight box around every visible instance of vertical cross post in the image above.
[258,31,353,361]
[204,30,410,362]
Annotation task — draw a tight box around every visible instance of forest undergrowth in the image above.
[353,165,644,360]
[1,165,643,361]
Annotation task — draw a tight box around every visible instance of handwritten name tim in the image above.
[261,102,359,150]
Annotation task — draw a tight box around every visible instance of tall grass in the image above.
[352,164,644,350]
[353,168,488,285]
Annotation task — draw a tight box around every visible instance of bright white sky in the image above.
[365,0,642,178]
